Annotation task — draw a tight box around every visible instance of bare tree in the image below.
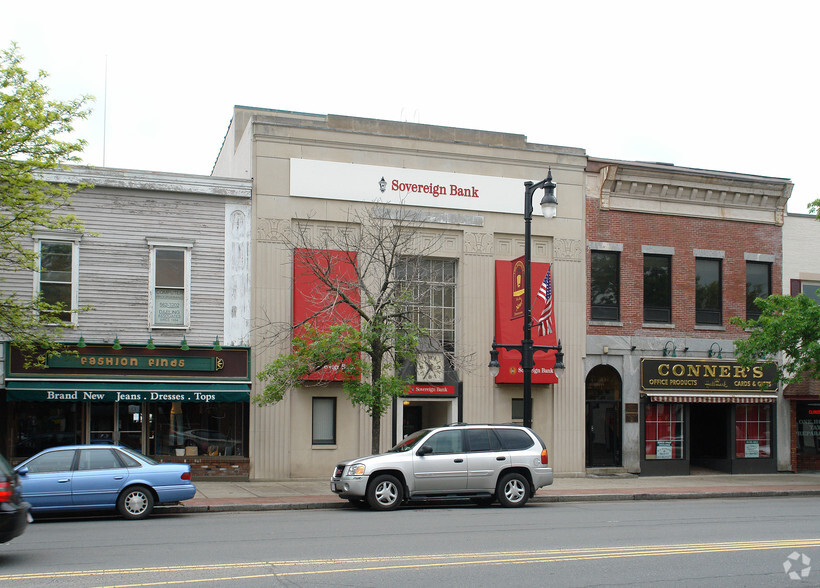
[255,204,457,453]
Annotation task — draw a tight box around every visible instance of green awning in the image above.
[5,380,251,403]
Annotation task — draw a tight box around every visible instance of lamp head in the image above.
[553,339,565,374]
[488,342,500,378]
[540,169,558,219]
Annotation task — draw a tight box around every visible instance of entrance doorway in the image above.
[585,365,622,467]
[690,403,731,473]
[403,405,422,438]
[396,398,455,445]
[88,403,145,452]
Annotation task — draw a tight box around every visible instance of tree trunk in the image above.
[370,347,383,454]
[371,412,381,455]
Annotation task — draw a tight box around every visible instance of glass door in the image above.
[89,403,115,444]
[87,403,145,452]
[118,403,144,452]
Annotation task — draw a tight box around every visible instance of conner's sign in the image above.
[641,359,777,393]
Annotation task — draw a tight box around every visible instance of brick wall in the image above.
[587,197,783,339]
[157,456,250,480]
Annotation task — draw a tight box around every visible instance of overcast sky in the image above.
[3,1,818,214]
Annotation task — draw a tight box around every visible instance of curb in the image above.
[160,488,820,514]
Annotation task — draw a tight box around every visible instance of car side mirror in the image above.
[417,445,433,456]
[16,466,29,476]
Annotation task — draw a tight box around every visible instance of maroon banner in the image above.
[493,259,558,384]
[293,249,360,381]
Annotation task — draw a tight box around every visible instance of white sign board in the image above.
[744,440,760,458]
[656,440,673,460]
[155,289,184,325]
[290,159,536,215]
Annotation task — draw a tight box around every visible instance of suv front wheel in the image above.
[496,472,530,508]
[367,474,403,511]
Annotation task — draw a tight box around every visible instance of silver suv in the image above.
[330,424,553,510]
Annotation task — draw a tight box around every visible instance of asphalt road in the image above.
[1,497,818,587]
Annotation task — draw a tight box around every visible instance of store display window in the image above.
[735,404,771,458]
[148,402,247,457]
[645,403,684,459]
[795,402,820,456]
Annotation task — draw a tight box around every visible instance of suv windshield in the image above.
[388,429,431,452]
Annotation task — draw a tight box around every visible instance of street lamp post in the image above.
[488,169,565,429]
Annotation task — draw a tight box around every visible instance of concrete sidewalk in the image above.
[170,471,820,513]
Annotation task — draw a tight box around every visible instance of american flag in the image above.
[536,267,553,336]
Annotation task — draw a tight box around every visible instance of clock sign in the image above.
[417,352,445,383]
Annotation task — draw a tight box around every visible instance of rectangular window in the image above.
[511,398,524,421]
[643,254,671,323]
[645,403,684,459]
[312,397,336,445]
[802,281,820,304]
[735,405,771,458]
[591,250,620,321]
[149,241,192,328]
[695,258,722,325]
[746,262,771,320]
[395,258,457,354]
[36,239,79,324]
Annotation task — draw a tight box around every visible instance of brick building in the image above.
[584,158,793,474]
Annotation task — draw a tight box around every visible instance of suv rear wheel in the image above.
[496,472,530,508]
[367,474,402,511]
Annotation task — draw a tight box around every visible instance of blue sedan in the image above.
[14,445,197,520]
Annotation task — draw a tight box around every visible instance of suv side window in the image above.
[466,429,502,452]
[424,430,464,454]
[495,428,535,451]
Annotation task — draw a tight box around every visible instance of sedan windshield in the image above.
[388,429,431,452]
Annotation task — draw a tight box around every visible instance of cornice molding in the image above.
[39,166,252,198]
[591,160,792,226]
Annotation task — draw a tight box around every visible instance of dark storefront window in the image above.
[796,402,820,456]
[148,402,247,457]
[10,402,82,459]
[645,403,684,459]
[695,258,722,325]
[735,404,771,458]
[746,262,771,320]
[591,250,620,321]
[644,254,671,323]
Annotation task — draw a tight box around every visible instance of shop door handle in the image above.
[454,458,463,463]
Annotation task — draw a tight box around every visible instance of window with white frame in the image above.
[312,397,336,445]
[148,240,192,328]
[395,257,457,354]
[35,237,79,324]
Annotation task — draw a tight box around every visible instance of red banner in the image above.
[405,385,457,396]
[293,249,360,381]
[493,258,558,384]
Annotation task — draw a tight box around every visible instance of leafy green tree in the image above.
[255,206,448,453]
[810,198,820,220]
[1,43,92,366]
[730,294,820,387]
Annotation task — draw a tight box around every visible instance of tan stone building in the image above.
[213,108,588,480]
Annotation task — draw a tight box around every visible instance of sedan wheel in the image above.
[497,473,530,508]
[117,485,155,520]
[367,474,402,511]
